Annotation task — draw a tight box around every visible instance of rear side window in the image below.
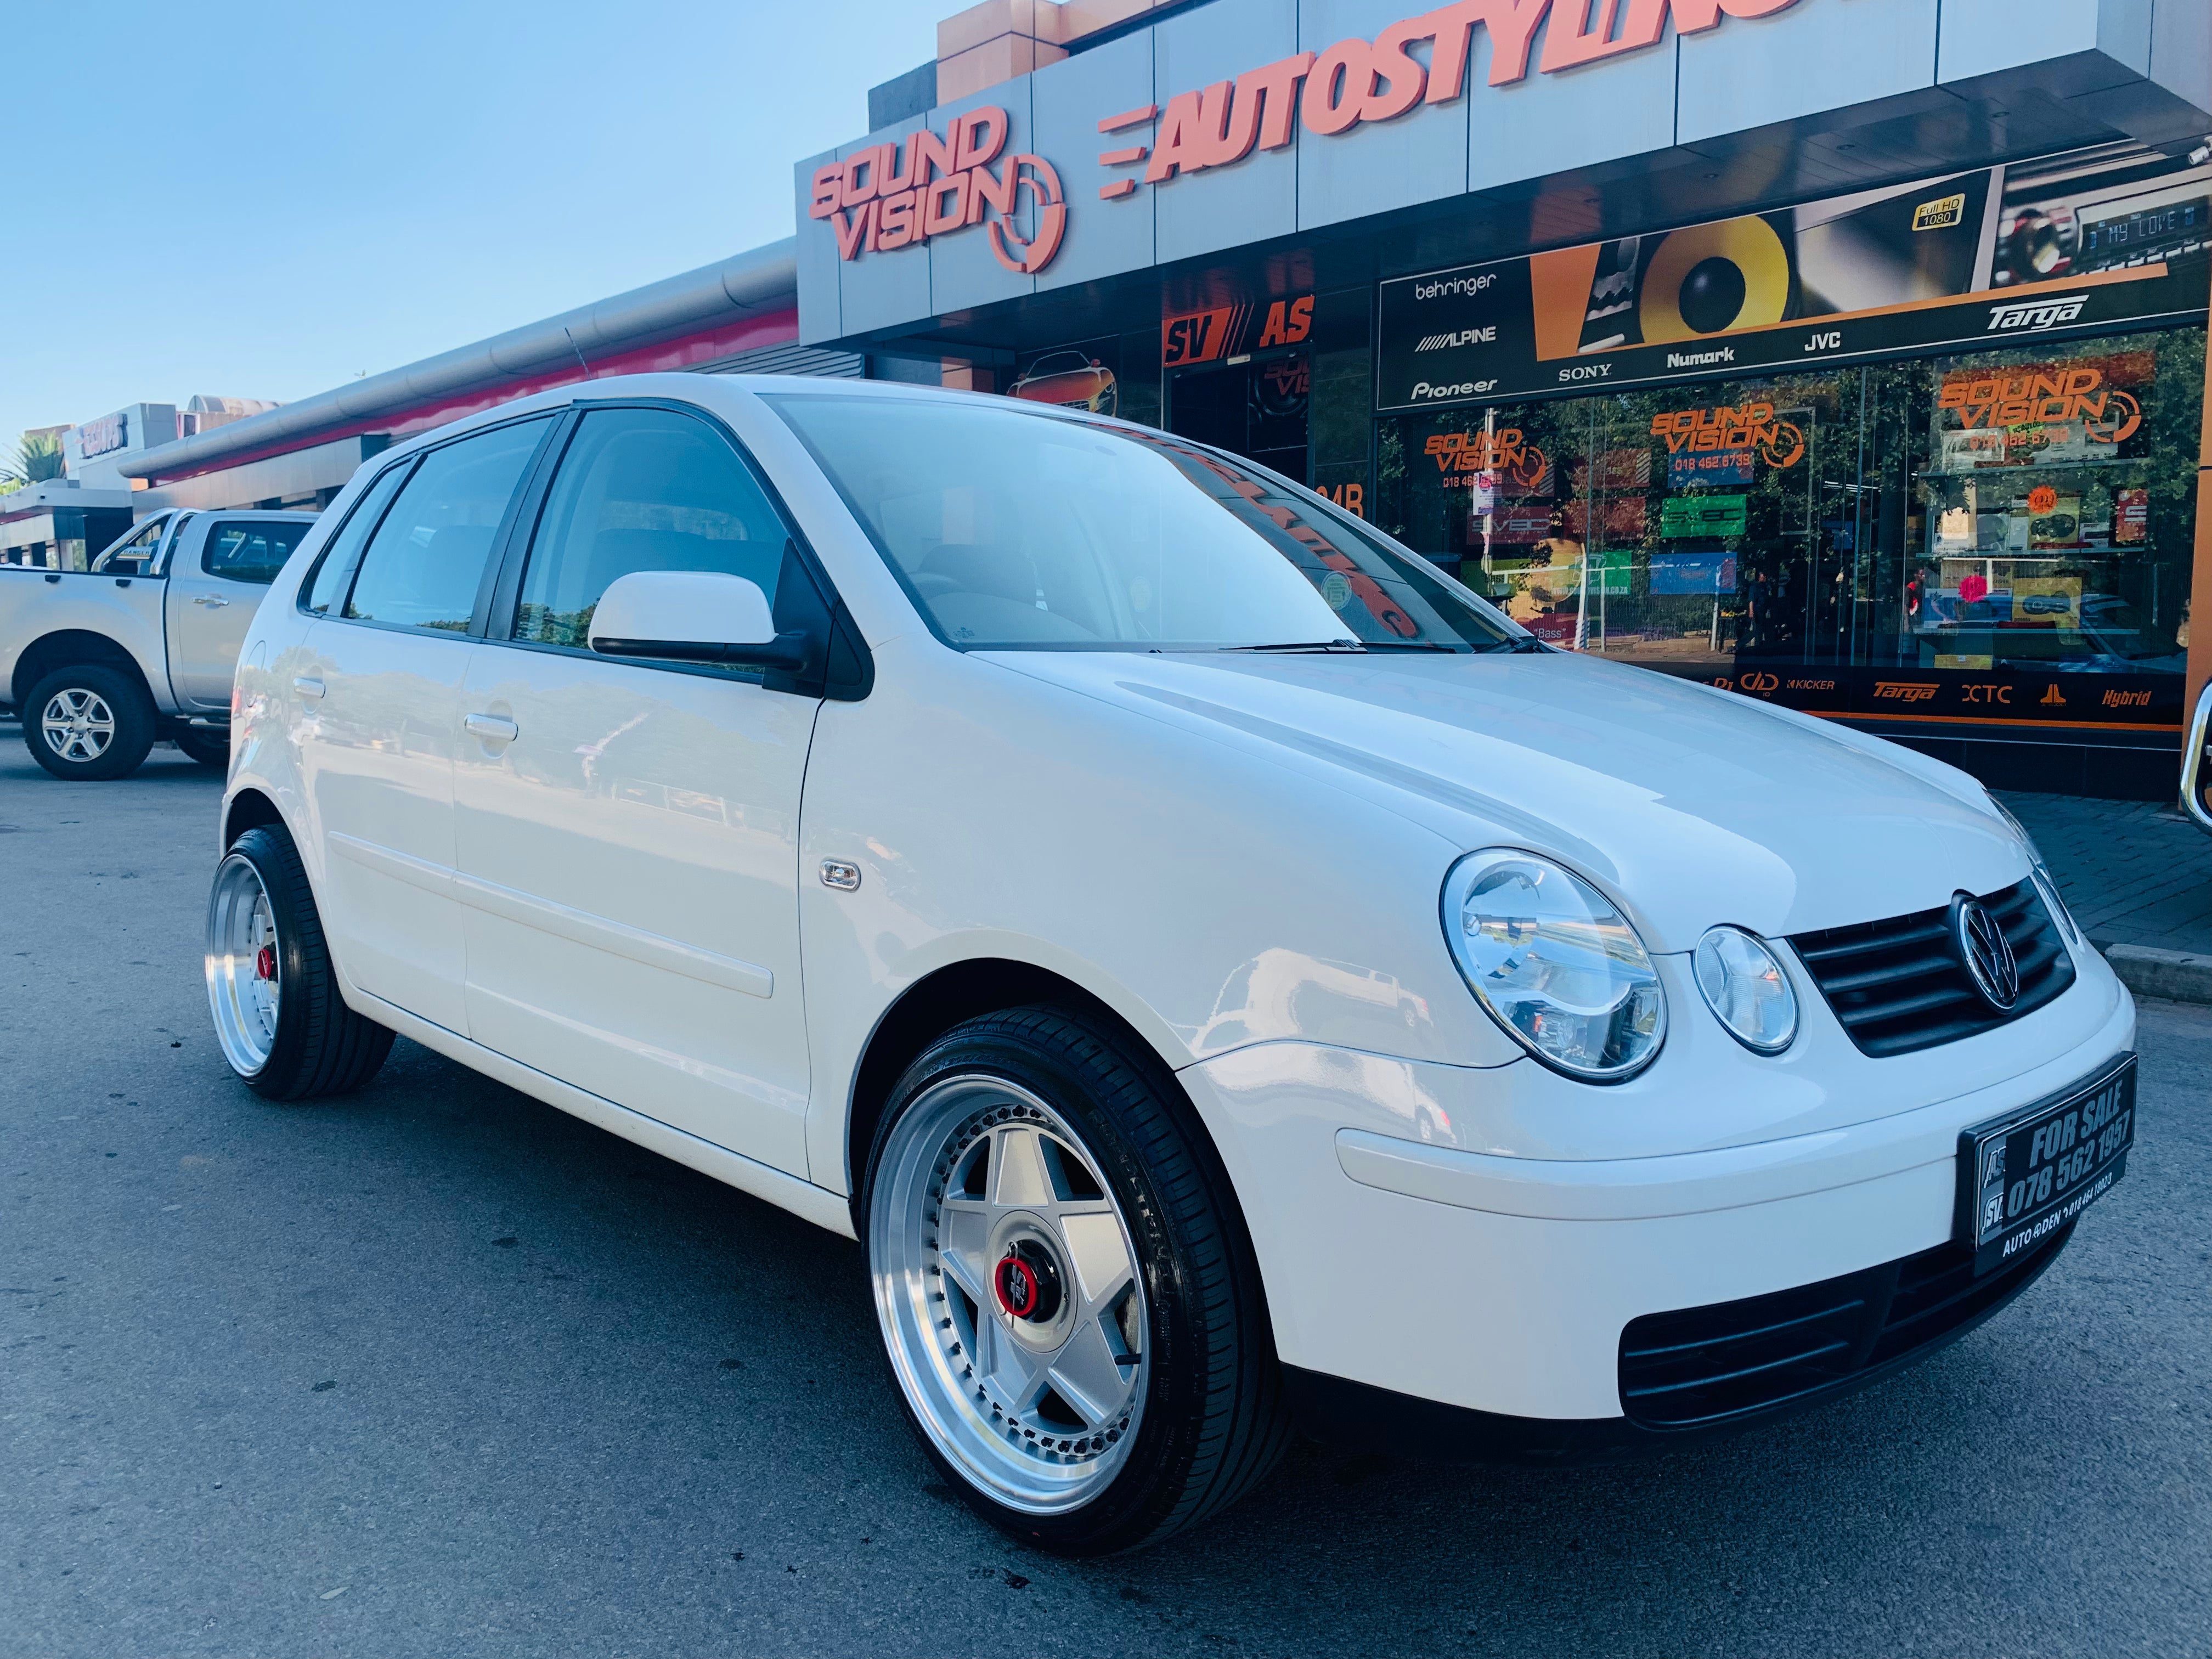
[510,407,789,651]
[343,418,550,633]
[204,520,311,585]
[92,518,164,573]
[304,464,411,616]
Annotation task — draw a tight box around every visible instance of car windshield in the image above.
[768,392,1523,653]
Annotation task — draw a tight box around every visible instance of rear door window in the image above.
[303,463,411,616]
[509,406,791,655]
[204,520,312,585]
[343,417,551,633]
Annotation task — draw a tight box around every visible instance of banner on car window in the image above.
[1377,141,2212,411]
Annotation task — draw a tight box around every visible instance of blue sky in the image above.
[0,1,939,455]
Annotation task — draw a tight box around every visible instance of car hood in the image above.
[982,648,2029,952]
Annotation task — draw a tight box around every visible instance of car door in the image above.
[453,403,822,1174]
[164,517,314,708]
[293,415,557,1035]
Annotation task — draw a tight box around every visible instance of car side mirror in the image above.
[589,570,808,672]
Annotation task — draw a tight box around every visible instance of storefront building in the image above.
[116,241,850,526]
[797,0,2212,797]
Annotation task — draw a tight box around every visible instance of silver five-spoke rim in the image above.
[871,1076,1149,1514]
[41,688,115,762]
[206,855,281,1076]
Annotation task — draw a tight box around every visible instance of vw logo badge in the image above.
[1951,895,2021,1011]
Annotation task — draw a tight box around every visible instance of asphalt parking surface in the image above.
[4,733,2209,1657]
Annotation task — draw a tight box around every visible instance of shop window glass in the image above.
[1373,325,2203,735]
[204,521,311,585]
[510,407,789,654]
[342,419,550,633]
[1911,336,2194,676]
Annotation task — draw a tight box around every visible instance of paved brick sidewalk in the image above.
[1997,790,2212,957]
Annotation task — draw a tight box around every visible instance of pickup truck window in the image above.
[342,417,550,634]
[304,464,411,616]
[92,518,164,573]
[510,407,788,651]
[204,521,311,585]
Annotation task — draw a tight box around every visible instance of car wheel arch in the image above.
[222,787,286,855]
[13,629,150,712]
[839,957,1237,1233]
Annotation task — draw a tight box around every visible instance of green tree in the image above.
[1,430,66,491]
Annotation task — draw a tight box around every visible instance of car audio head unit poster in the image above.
[1378,140,2212,411]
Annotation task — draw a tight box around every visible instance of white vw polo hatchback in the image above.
[208,374,2136,1554]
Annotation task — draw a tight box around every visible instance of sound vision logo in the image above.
[807,106,1065,276]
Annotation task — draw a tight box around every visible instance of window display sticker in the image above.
[1668,449,1756,487]
[1377,140,2211,411]
[2013,575,2083,624]
[2028,493,2084,550]
[1660,495,1747,538]
[1650,550,1736,594]
[2115,488,2149,544]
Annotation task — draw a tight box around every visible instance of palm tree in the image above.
[0,430,67,492]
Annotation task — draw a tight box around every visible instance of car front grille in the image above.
[1786,879,2074,1058]
[1617,1225,2071,1430]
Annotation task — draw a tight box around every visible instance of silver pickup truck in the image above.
[2,508,318,780]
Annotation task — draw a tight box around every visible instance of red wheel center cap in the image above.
[994,1254,1041,1319]
[255,944,277,981]
[992,1241,1063,1322]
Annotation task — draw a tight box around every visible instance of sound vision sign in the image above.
[1378,144,2212,411]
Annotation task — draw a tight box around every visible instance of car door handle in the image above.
[465,713,518,742]
[193,594,231,607]
[294,676,325,698]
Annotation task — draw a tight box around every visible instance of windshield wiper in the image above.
[1217,639,1367,652]
[1479,635,1550,654]
[1353,639,1459,652]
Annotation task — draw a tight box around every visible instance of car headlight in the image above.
[1989,797,2080,944]
[1692,926,1798,1054]
[1441,850,1666,1082]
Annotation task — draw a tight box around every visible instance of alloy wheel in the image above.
[40,688,115,763]
[206,854,283,1075]
[871,1075,1149,1514]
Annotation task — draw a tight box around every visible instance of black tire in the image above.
[173,727,231,769]
[208,824,394,1101]
[862,1006,1293,1555]
[22,663,156,781]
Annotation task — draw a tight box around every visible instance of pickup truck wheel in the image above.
[24,664,156,781]
[174,728,231,769]
[206,824,394,1100]
[864,1007,1291,1556]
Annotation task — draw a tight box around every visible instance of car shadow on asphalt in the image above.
[252,1007,2203,1654]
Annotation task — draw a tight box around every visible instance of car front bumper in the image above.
[1179,970,2135,1429]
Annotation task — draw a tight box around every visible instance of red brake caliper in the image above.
[255,944,277,981]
